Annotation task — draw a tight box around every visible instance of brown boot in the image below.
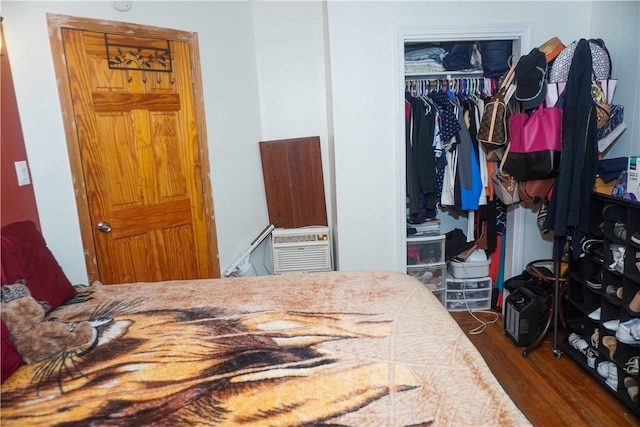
[629,290,640,315]
[602,335,617,360]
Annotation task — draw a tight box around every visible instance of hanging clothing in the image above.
[404,78,500,234]
[544,39,599,261]
[440,140,457,207]
[453,98,483,211]
[405,98,421,216]
[464,98,488,207]
[429,91,461,141]
[405,93,439,222]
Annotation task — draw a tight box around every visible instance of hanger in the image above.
[420,93,432,114]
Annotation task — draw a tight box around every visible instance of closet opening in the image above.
[404,38,515,231]
[395,24,548,292]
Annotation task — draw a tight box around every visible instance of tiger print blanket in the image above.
[1,271,530,426]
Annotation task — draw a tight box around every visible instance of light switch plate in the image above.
[14,160,31,186]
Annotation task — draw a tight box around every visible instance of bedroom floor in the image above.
[451,311,640,427]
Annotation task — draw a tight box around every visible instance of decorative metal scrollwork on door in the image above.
[104,34,175,84]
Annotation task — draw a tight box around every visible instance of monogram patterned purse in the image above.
[478,64,516,157]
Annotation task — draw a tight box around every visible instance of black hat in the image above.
[515,48,547,110]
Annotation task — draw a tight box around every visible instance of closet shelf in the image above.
[405,69,484,80]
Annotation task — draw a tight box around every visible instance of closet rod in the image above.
[405,76,499,97]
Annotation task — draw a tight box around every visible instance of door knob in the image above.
[97,221,112,233]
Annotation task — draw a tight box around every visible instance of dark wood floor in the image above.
[450,311,640,427]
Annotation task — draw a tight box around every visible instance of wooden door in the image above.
[48,15,219,284]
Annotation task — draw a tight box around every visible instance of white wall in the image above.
[3,1,639,284]
[590,1,640,160]
[324,1,635,275]
[250,1,332,272]
[2,1,266,284]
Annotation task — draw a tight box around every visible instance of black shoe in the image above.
[581,238,604,263]
[613,222,627,242]
[603,204,626,222]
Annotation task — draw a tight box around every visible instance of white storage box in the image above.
[448,259,491,279]
[448,249,490,279]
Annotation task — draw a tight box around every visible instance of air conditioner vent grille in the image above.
[272,227,332,274]
[273,233,329,244]
[274,246,331,272]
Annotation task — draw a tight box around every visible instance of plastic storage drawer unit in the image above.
[407,262,446,304]
[406,234,446,307]
[407,234,445,265]
[445,275,492,312]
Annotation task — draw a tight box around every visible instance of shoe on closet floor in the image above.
[613,221,628,242]
[628,290,640,315]
[616,318,640,344]
[581,239,604,262]
[586,278,602,290]
[597,360,615,378]
[602,335,617,360]
[606,363,618,391]
[603,204,627,223]
[624,355,639,375]
[568,333,589,353]
[608,244,625,273]
[606,285,623,300]
[588,307,601,321]
[591,328,600,347]
[624,376,638,403]
[586,347,598,368]
[631,232,640,246]
[603,319,620,331]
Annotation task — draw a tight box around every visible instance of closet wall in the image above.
[590,2,640,160]
[326,2,638,276]
[404,37,515,228]
[3,2,637,283]
[401,27,547,278]
[3,1,265,284]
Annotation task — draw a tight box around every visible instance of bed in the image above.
[1,221,530,426]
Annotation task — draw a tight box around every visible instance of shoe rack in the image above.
[562,192,640,415]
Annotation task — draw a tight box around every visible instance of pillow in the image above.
[1,319,22,382]
[1,221,77,312]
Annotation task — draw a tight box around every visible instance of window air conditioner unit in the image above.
[272,226,332,274]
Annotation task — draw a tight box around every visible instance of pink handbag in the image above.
[503,104,562,181]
